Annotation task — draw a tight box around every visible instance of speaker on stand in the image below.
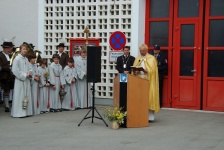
[78,46,108,127]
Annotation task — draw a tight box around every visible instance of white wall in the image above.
[131,0,146,57]
[0,0,38,49]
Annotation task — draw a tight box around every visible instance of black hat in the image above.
[57,43,66,47]
[29,43,35,49]
[52,54,60,59]
[1,42,14,48]
[154,44,160,50]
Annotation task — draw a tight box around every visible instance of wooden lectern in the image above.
[114,74,149,128]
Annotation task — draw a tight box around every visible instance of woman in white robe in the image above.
[76,49,92,108]
[11,44,33,118]
[62,58,78,110]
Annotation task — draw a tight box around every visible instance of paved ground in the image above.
[0,105,224,150]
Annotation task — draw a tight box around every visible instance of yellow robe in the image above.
[133,53,160,112]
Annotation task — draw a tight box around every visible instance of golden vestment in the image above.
[133,53,160,112]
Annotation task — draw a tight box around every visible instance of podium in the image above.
[114,74,149,128]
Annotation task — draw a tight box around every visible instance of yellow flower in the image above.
[101,105,127,125]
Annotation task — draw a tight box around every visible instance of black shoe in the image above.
[76,107,81,110]
[5,107,10,112]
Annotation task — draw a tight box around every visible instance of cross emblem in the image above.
[84,26,90,46]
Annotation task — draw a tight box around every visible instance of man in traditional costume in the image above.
[132,44,160,121]
[116,46,135,74]
[8,42,15,104]
[11,44,33,117]
[0,41,14,112]
[57,43,69,69]
[76,48,92,108]
[62,58,78,110]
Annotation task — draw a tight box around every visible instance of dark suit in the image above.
[116,55,135,74]
[59,52,69,69]
[150,51,168,107]
[0,52,11,93]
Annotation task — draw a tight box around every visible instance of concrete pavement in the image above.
[0,105,224,150]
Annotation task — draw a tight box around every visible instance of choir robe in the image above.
[49,62,65,109]
[62,65,78,110]
[11,54,33,117]
[38,66,50,112]
[76,56,92,108]
[133,53,160,113]
[31,63,40,115]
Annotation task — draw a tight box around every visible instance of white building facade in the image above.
[0,0,145,100]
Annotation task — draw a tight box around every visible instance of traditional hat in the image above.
[29,43,35,49]
[57,43,66,47]
[1,42,14,48]
[154,44,160,50]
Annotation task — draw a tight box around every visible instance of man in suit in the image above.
[0,41,14,112]
[116,46,135,74]
[57,43,69,69]
[151,44,168,107]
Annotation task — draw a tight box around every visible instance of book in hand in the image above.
[130,66,144,71]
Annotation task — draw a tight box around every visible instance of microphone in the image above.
[136,59,141,66]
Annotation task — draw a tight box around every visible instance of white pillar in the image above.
[38,0,44,54]
[130,0,146,57]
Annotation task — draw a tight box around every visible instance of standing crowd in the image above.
[0,41,167,120]
[0,41,92,118]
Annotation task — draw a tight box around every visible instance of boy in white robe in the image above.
[76,49,92,108]
[38,59,50,113]
[49,54,65,112]
[62,58,78,110]
[11,44,33,117]
[29,53,40,115]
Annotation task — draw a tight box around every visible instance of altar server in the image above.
[38,59,50,113]
[62,58,78,110]
[11,44,33,117]
[29,53,40,115]
[76,48,92,108]
[49,54,65,112]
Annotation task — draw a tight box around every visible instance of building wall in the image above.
[0,0,146,99]
[41,0,146,99]
[0,0,38,48]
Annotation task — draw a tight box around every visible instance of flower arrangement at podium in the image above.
[101,100,127,129]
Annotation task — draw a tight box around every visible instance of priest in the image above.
[132,44,160,121]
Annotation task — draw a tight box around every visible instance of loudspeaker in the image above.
[87,46,101,83]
